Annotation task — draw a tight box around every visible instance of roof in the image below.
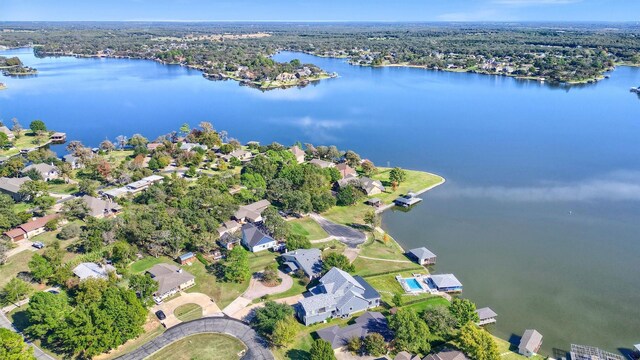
[81,195,121,217]
[309,158,334,168]
[73,262,115,280]
[300,267,380,314]
[430,274,462,289]
[180,142,208,151]
[4,228,26,239]
[63,154,79,163]
[519,329,543,353]
[282,248,322,278]
[394,352,413,360]
[424,350,470,360]
[316,311,391,349]
[103,187,129,198]
[234,200,270,221]
[0,126,13,136]
[127,175,164,190]
[354,275,381,300]
[179,252,195,261]
[569,344,624,360]
[0,176,30,194]
[476,307,498,320]
[366,198,382,204]
[18,214,60,233]
[291,145,305,157]
[23,163,57,175]
[217,220,241,235]
[242,223,276,248]
[336,163,356,177]
[147,263,195,296]
[409,247,437,261]
[635,344,640,352]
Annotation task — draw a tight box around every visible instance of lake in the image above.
[1,48,639,355]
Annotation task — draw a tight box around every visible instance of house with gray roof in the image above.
[518,329,543,357]
[337,175,385,196]
[424,350,470,360]
[427,274,463,293]
[476,307,498,326]
[309,158,335,169]
[241,223,277,252]
[296,267,381,326]
[394,352,421,360]
[290,145,305,164]
[408,247,437,265]
[281,248,323,279]
[0,176,31,201]
[217,220,241,237]
[233,199,271,223]
[222,149,252,162]
[73,262,116,281]
[22,163,59,181]
[147,263,196,302]
[63,154,83,169]
[81,195,121,218]
[315,311,391,349]
[180,142,208,152]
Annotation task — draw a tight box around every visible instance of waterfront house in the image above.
[147,263,196,302]
[309,158,335,169]
[22,163,59,181]
[407,247,437,265]
[241,223,277,252]
[125,175,164,193]
[428,274,463,293]
[63,154,83,169]
[315,311,391,350]
[73,262,116,281]
[50,132,66,143]
[178,252,196,265]
[0,126,15,140]
[476,307,498,326]
[217,220,241,237]
[296,267,381,326]
[290,145,305,164]
[81,195,121,218]
[337,175,385,196]
[222,149,252,162]
[569,344,624,360]
[0,176,31,201]
[233,199,271,223]
[146,142,163,152]
[336,163,357,179]
[3,214,60,242]
[180,142,208,152]
[281,248,323,279]
[424,350,470,360]
[518,329,543,357]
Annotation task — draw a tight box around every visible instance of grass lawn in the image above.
[322,168,444,226]
[494,335,546,360]
[0,131,50,157]
[267,277,308,302]
[274,316,353,360]
[352,255,422,277]
[364,270,429,305]
[47,182,78,195]
[146,333,247,360]
[312,240,346,256]
[358,234,411,261]
[289,218,328,241]
[0,250,34,288]
[174,303,203,322]
[12,202,31,213]
[402,296,450,314]
[103,150,134,165]
[98,315,166,360]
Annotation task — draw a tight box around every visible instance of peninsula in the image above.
[0,55,37,76]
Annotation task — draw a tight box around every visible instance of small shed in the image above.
[365,198,382,207]
[476,307,498,326]
[178,252,196,265]
[518,329,543,357]
[408,247,437,265]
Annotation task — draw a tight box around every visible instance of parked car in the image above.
[32,242,44,249]
[155,310,166,321]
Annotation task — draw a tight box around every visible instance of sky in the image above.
[1,0,639,22]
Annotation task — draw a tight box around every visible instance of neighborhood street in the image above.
[309,213,366,248]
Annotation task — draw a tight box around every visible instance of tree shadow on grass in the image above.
[285,349,310,360]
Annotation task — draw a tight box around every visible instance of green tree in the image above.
[18,180,48,202]
[363,209,380,231]
[128,273,159,304]
[28,254,54,284]
[79,179,99,196]
[388,308,431,354]
[310,339,337,360]
[0,132,10,148]
[271,316,298,347]
[363,333,387,356]
[252,301,294,337]
[57,223,81,240]
[392,293,404,307]
[29,120,46,133]
[0,328,35,360]
[62,198,90,220]
[389,167,407,185]
[361,160,377,177]
[458,322,499,360]
[262,207,290,240]
[344,150,361,168]
[322,253,355,273]
[1,278,32,306]
[423,306,458,338]
[223,246,251,283]
[25,291,71,339]
[285,233,311,251]
[336,185,364,206]
[282,190,313,215]
[347,336,362,353]
[449,298,479,326]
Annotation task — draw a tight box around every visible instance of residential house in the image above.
[0,126,15,140]
[309,158,335,169]
[218,233,241,251]
[125,175,164,193]
[217,220,241,237]
[518,329,543,357]
[290,145,306,164]
[407,247,437,265]
[63,154,83,169]
[81,195,121,218]
[233,199,271,223]
[180,142,208,152]
[337,175,385,196]
[0,176,31,201]
[427,274,463,293]
[146,143,163,152]
[476,307,498,326]
[241,223,277,253]
[73,262,116,281]
[50,132,66,143]
[178,252,196,265]
[296,267,381,326]
[281,248,323,279]
[336,163,356,179]
[569,344,624,360]
[147,263,196,302]
[22,163,59,181]
[423,350,470,360]
[316,311,392,350]
[394,352,421,360]
[222,149,252,162]
[3,214,60,242]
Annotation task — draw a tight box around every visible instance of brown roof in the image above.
[19,214,60,233]
[4,228,26,239]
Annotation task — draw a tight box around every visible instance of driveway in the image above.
[115,317,274,360]
[151,292,222,328]
[5,240,37,258]
[309,213,366,248]
[243,270,293,300]
[229,294,304,322]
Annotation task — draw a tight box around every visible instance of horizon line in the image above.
[1,20,640,24]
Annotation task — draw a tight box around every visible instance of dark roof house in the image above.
[408,247,437,265]
[241,223,277,252]
[424,350,470,360]
[281,248,323,279]
[147,263,196,301]
[0,176,31,201]
[316,311,392,349]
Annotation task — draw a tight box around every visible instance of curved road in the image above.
[0,312,54,360]
[309,213,366,248]
[116,317,274,360]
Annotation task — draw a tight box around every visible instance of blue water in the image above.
[405,278,422,291]
[1,48,639,355]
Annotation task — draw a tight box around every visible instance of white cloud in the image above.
[437,171,640,202]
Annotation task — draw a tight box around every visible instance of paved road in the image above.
[151,292,222,328]
[115,317,274,360]
[309,213,366,248]
[0,311,55,360]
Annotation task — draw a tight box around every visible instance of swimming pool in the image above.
[405,278,422,291]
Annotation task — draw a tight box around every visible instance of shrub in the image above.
[57,224,81,240]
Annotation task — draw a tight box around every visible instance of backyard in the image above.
[145,333,246,360]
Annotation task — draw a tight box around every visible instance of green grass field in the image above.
[289,218,328,241]
[0,250,34,288]
[494,335,546,360]
[174,303,203,322]
[146,333,247,360]
[358,234,412,261]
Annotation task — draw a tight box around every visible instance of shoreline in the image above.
[375,173,445,215]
